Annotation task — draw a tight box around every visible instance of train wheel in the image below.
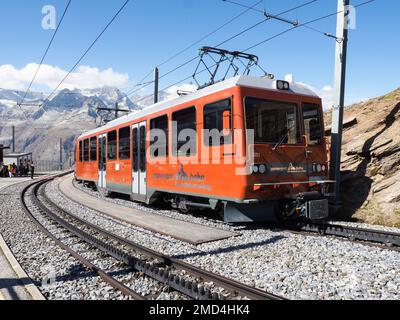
[178,201,191,214]
[98,187,111,197]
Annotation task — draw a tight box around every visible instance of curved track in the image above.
[21,173,284,300]
[20,176,144,300]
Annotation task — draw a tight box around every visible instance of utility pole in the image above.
[96,104,130,126]
[12,125,15,153]
[330,0,350,207]
[115,102,119,119]
[59,138,63,171]
[154,67,159,104]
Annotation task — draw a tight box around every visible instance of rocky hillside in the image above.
[325,88,400,227]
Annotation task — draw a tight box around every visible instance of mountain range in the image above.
[0,87,141,167]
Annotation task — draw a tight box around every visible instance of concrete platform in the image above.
[59,175,239,245]
[0,235,45,300]
[0,179,45,300]
[0,177,33,191]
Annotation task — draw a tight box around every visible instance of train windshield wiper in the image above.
[272,124,295,151]
[272,132,289,151]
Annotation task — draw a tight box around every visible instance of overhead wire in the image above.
[133,0,377,105]
[16,0,72,124]
[127,0,318,98]
[125,0,263,96]
[38,0,131,112]
[223,0,339,39]
[244,0,377,51]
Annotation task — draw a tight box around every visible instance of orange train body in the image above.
[75,76,331,222]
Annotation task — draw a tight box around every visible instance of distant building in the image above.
[0,144,11,164]
[3,152,33,166]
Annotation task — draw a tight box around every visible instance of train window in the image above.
[83,139,90,162]
[119,127,131,160]
[132,128,138,172]
[79,140,83,162]
[107,130,117,160]
[172,106,196,156]
[139,125,146,172]
[302,103,323,145]
[245,97,300,144]
[150,115,169,157]
[204,98,232,146]
[90,137,97,161]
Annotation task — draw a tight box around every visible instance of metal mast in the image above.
[330,0,350,206]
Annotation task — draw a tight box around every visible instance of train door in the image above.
[98,134,107,189]
[131,121,147,200]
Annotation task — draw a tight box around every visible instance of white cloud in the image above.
[0,63,129,91]
[164,83,197,101]
[296,81,334,111]
[318,85,334,111]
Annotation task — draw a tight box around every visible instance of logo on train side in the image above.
[152,164,205,182]
[176,164,205,182]
[269,162,307,174]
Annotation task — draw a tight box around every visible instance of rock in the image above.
[325,87,400,226]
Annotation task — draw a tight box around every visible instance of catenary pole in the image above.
[154,67,159,104]
[12,125,16,153]
[330,0,350,207]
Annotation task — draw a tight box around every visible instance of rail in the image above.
[23,173,285,300]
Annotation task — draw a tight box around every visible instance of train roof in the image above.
[78,75,319,139]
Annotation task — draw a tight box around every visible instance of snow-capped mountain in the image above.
[0,86,140,165]
[0,89,44,103]
[0,86,138,112]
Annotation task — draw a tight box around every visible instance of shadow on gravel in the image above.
[172,235,285,260]
[31,263,133,288]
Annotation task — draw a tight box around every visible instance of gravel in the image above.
[0,180,185,300]
[45,177,400,300]
[0,181,124,300]
[326,220,400,233]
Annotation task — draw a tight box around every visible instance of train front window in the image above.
[302,103,323,145]
[245,97,300,144]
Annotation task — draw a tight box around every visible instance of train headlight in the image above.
[312,163,327,173]
[252,165,259,174]
[276,80,290,91]
[259,164,267,174]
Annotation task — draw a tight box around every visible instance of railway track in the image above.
[278,221,400,249]
[20,176,145,300]
[70,174,400,250]
[21,173,284,300]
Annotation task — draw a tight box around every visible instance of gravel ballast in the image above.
[0,181,185,300]
[0,181,124,300]
[45,177,400,300]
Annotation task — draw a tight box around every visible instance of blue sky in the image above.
[0,0,398,106]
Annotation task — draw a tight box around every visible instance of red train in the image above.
[75,75,332,222]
